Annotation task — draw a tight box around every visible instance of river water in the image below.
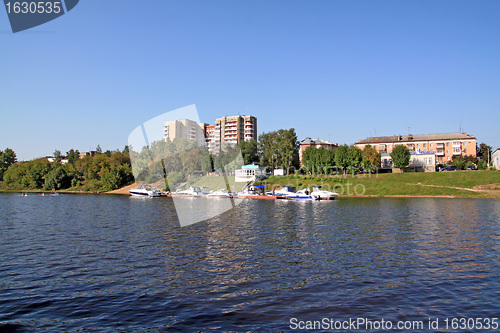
[0,194,499,332]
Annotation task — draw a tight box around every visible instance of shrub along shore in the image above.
[2,169,499,199]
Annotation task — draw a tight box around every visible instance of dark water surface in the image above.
[0,194,499,332]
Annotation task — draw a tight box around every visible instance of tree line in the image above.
[0,147,134,191]
[1,136,495,192]
[301,144,381,175]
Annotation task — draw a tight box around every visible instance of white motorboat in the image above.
[206,189,231,198]
[237,184,266,197]
[267,186,296,197]
[173,186,204,196]
[129,185,161,197]
[311,186,339,200]
[200,187,211,195]
[288,188,321,200]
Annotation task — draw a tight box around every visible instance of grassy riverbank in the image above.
[258,170,500,199]
[3,170,499,199]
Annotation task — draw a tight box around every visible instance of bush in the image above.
[477,160,488,170]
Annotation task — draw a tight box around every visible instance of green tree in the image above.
[276,128,300,172]
[477,160,488,170]
[302,146,336,175]
[239,140,259,165]
[362,145,381,173]
[66,149,80,165]
[258,131,278,168]
[258,128,299,173]
[347,146,363,174]
[390,145,411,169]
[477,142,492,164]
[44,166,71,190]
[0,148,17,180]
[451,156,466,170]
[53,149,63,163]
[334,144,350,175]
[201,153,214,173]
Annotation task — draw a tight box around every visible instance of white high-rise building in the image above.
[163,119,207,146]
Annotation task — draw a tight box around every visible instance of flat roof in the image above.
[356,132,476,145]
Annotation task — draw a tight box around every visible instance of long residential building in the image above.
[354,132,477,164]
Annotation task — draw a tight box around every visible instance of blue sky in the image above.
[1,0,499,161]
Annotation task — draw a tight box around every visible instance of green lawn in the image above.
[257,170,500,198]
[183,175,247,193]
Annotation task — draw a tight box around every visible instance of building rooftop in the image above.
[300,137,335,145]
[356,132,476,144]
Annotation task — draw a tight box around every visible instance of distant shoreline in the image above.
[2,171,500,199]
[2,189,499,199]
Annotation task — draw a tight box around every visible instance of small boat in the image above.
[238,184,266,197]
[267,186,297,197]
[288,188,321,200]
[311,186,339,200]
[172,186,204,197]
[206,189,231,198]
[129,185,161,197]
[200,187,211,195]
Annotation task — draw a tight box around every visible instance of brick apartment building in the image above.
[354,132,477,164]
[299,137,338,166]
[164,115,257,154]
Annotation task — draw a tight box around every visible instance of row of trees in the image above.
[129,138,243,190]
[301,144,382,175]
[237,129,301,170]
[1,147,134,191]
[126,129,300,189]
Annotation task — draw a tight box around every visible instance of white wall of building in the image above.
[492,149,500,170]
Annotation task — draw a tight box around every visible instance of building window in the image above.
[446,142,449,146]
[464,149,467,153]
[430,143,433,147]
[447,150,449,154]
[447,156,451,161]
[423,143,426,148]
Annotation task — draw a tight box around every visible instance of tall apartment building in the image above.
[354,132,477,163]
[207,115,257,154]
[163,119,208,146]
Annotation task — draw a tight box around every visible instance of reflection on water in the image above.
[0,194,499,332]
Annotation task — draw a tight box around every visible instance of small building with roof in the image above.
[235,164,267,182]
[299,137,338,166]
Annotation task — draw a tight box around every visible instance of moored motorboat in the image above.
[267,186,297,197]
[288,188,321,200]
[311,186,339,200]
[129,185,161,197]
[237,184,267,197]
[172,186,204,197]
[206,189,231,198]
